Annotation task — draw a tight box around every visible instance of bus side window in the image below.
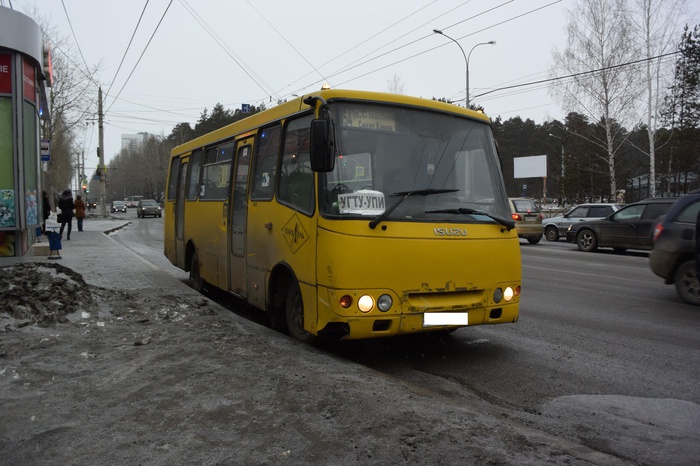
[187,150,203,200]
[251,124,281,200]
[278,115,314,213]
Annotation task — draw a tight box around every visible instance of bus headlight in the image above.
[503,286,515,302]
[357,295,374,313]
[377,294,392,312]
[494,286,516,303]
[493,288,504,303]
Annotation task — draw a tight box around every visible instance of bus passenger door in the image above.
[175,160,188,268]
[229,141,251,297]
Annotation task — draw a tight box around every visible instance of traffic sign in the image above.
[41,139,50,161]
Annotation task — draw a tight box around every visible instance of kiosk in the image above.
[0,7,51,257]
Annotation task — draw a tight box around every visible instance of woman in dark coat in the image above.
[57,189,74,240]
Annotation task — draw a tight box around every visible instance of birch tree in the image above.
[627,0,687,196]
[551,0,640,199]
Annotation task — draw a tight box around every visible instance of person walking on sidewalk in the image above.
[58,189,74,240]
[42,191,51,234]
[74,194,86,232]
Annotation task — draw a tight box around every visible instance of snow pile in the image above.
[0,263,94,328]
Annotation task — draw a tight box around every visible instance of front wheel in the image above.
[545,226,559,242]
[286,281,315,343]
[190,250,204,292]
[576,229,598,252]
[674,260,700,306]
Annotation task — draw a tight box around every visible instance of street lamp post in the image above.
[467,41,496,105]
[433,29,495,106]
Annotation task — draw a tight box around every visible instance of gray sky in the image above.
[13,0,700,173]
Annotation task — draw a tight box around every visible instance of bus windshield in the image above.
[320,102,509,224]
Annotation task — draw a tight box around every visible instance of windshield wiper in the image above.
[369,189,459,229]
[424,207,516,231]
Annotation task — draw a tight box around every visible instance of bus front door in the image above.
[229,142,251,297]
[175,160,187,268]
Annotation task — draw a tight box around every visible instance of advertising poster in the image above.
[0,189,15,227]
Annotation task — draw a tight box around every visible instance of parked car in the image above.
[111,200,127,214]
[566,197,677,252]
[543,203,624,241]
[649,192,700,305]
[137,199,162,218]
[508,197,543,244]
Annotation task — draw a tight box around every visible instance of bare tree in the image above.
[25,8,100,203]
[627,0,687,197]
[551,0,641,199]
[387,74,405,95]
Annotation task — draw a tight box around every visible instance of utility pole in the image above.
[98,87,106,217]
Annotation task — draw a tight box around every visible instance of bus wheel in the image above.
[190,251,204,292]
[286,281,315,343]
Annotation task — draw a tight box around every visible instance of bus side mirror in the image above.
[309,119,335,172]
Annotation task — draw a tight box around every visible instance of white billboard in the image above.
[514,155,547,178]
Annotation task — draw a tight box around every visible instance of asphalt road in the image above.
[112,212,700,465]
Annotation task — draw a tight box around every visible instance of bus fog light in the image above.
[357,295,374,313]
[339,295,353,308]
[504,287,514,302]
[377,294,392,312]
[493,288,503,303]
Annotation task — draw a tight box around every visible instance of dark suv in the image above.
[566,197,676,252]
[649,192,700,305]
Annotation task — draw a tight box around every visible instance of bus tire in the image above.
[190,251,204,292]
[285,281,315,343]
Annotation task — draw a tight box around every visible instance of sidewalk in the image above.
[1,212,187,293]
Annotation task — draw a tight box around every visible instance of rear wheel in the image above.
[674,260,700,306]
[285,281,315,343]
[545,226,559,242]
[527,236,541,244]
[576,229,598,252]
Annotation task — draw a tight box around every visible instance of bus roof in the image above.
[172,89,492,157]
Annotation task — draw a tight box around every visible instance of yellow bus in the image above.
[164,89,521,342]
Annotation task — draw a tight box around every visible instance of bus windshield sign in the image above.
[337,190,386,215]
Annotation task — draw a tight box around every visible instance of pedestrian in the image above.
[74,194,86,232]
[57,189,74,240]
[42,190,51,234]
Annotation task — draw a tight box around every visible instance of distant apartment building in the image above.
[121,132,149,153]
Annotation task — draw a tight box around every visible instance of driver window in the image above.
[278,114,314,214]
[569,207,587,218]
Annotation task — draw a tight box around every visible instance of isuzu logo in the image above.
[434,227,467,237]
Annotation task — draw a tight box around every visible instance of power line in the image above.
[59,0,99,88]
[245,0,330,86]
[105,0,174,115]
[473,51,681,100]
[105,1,151,99]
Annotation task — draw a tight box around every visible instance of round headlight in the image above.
[504,286,514,302]
[357,295,374,313]
[339,295,353,308]
[493,287,503,303]
[377,294,393,312]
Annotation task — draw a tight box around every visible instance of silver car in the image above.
[543,203,624,241]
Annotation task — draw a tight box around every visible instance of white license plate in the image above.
[524,217,537,222]
[423,312,468,327]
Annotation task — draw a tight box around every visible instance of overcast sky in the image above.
[10,0,700,173]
